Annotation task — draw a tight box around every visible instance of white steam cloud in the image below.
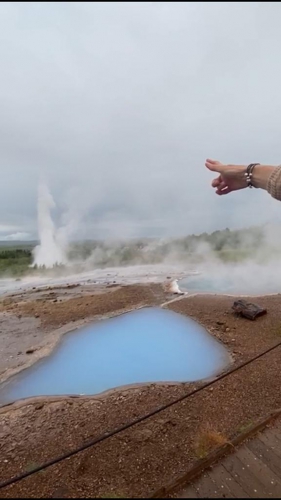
[28,179,281,301]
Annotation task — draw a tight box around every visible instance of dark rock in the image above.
[232,299,267,320]
[26,348,35,354]
[35,403,44,410]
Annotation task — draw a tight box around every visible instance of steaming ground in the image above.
[11,181,278,298]
[2,231,281,498]
[1,257,281,297]
[0,264,196,296]
[180,259,281,296]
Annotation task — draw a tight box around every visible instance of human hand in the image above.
[205,159,248,195]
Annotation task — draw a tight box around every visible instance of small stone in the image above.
[26,348,35,354]
[35,403,44,410]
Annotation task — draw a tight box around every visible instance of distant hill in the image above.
[0,240,38,249]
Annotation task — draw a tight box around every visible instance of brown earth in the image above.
[0,282,166,329]
[0,288,281,498]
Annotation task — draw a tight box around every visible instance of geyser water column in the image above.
[32,182,67,268]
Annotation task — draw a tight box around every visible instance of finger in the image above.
[216,180,228,190]
[216,186,231,196]
[212,179,220,188]
[212,176,223,188]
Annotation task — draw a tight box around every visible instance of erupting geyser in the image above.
[32,182,67,268]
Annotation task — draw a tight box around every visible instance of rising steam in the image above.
[32,182,67,268]
[28,179,281,299]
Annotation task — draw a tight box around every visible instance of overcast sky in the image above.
[1,1,281,241]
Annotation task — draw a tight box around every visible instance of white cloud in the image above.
[2,232,32,241]
[1,2,281,239]
[0,225,20,234]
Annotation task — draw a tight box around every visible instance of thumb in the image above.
[205,159,224,173]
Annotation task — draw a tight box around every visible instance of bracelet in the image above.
[245,163,260,188]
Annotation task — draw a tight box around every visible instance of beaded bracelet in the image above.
[245,163,260,188]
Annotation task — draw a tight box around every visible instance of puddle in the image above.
[179,274,280,295]
[0,307,230,405]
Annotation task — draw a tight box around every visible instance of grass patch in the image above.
[194,425,229,459]
[273,325,281,337]
[25,461,41,473]
[238,420,254,434]
[0,248,33,277]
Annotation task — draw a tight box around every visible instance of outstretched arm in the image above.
[205,159,281,200]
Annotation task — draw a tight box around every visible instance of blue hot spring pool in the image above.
[0,307,230,405]
[179,270,281,295]
[179,276,235,294]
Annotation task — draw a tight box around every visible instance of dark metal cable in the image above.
[1,340,281,490]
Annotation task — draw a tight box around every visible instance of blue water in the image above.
[0,307,230,405]
[180,274,281,295]
[180,276,235,294]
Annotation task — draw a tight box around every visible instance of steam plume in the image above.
[32,182,67,268]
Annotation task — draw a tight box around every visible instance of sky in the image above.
[1,1,281,242]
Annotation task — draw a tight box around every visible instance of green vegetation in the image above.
[0,224,279,278]
[194,426,228,459]
[25,461,41,473]
[0,248,33,277]
[238,420,254,434]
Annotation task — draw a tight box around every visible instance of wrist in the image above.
[251,165,276,190]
